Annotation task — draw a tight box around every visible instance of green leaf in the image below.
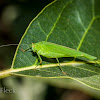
[1,0,100,97]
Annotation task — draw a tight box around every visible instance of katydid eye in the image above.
[32,43,35,48]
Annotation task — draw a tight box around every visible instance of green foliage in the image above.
[1,0,100,98]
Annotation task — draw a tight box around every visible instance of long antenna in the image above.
[0,44,29,48]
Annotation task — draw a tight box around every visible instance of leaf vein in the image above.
[46,0,73,41]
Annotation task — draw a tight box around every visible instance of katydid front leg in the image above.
[37,52,42,64]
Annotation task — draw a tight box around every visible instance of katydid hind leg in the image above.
[56,58,67,74]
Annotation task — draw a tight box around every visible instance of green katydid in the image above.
[22,41,97,74]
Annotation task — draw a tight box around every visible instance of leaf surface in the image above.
[11,0,100,94]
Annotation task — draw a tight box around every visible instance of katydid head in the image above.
[32,42,41,53]
[32,43,36,52]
